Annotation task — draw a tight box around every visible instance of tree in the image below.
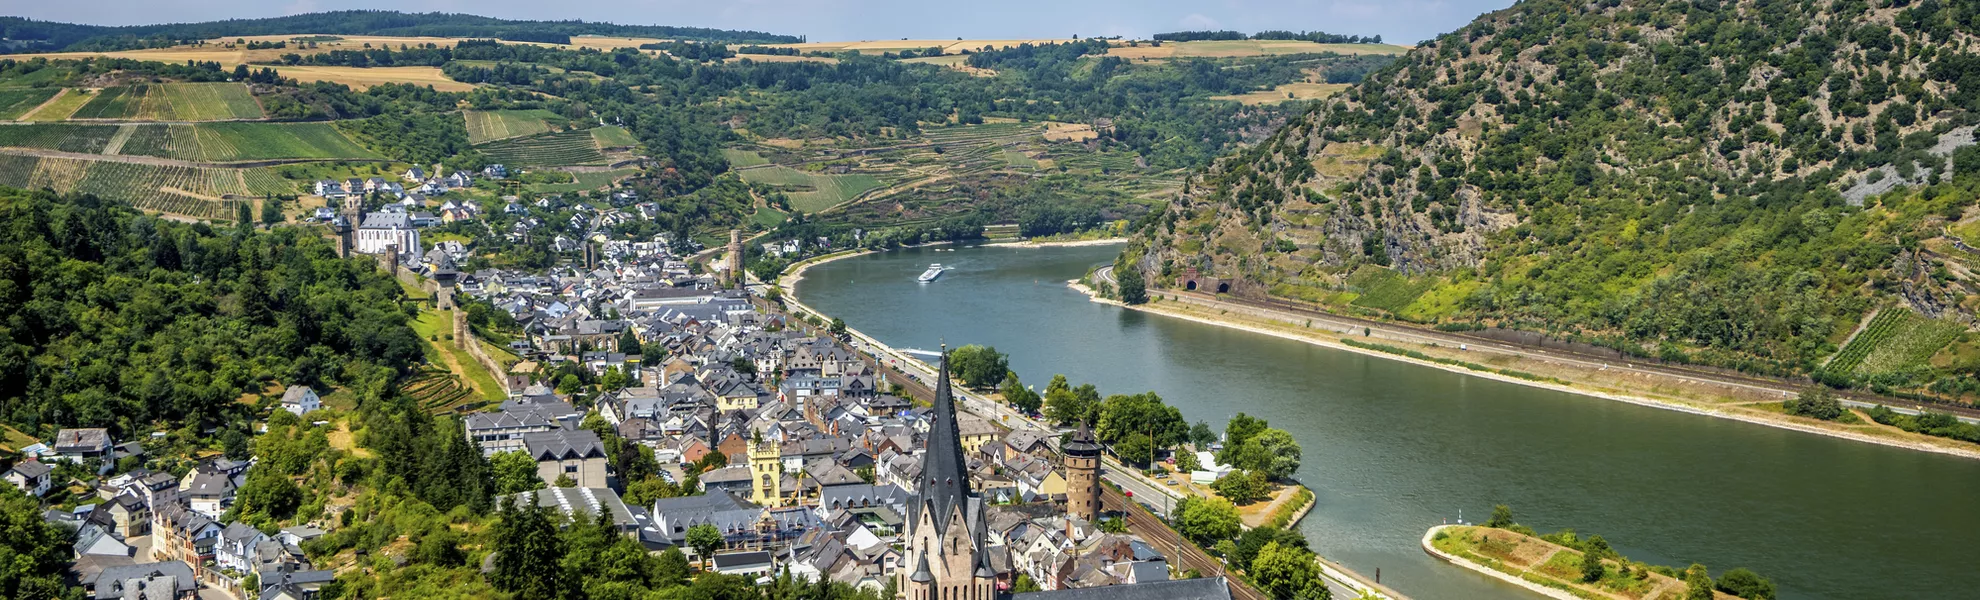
[1224,413,1269,451]
[1043,375,1095,425]
[1115,433,1155,468]
[617,328,639,353]
[261,196,284,225]
[1173,496,1241,545]
[1486,505,1514,529]
[1177,449,1201,473]
[948,344,1009,389]
[1579,544,1607,583]
[1684,564,1715,600]
[1213,469,1268,504]
[1097,392,1188,447]
[234,467,303,525]
[1252,541,1331,600]
[828,317,846,336]
[1716,568,1776,600]
[1001,373,1042,414]
[1784,387,1844,421]
[491,497,570,600]
[493,451,545,494]
[555,473,576,487]
[686,522,724,567]
[1117,266,1148,304]
[1233,526,1307,572]
[1189,421,1218,448]
[1012,574,1042,593]
[655,548,692,588]
[1233,428,1302,479]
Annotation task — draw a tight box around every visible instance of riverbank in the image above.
[1423,524,1759,600]
[992,237,1129,248]
[1082,288,1980,461]
[1422,526,1581,600]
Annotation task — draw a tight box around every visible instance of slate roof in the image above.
[1011,577,1232,600]
[912,352,971,533]
[94,561,198,600]
[9,460,52,479]
[359,211,412,229]
[521,429,607,461]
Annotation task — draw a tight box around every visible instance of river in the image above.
[794,242,1980,600]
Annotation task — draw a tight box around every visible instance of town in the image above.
[2,179,1284,600]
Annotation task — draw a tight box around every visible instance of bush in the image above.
[1716,567,1777,600]
[1783,386,1845,420]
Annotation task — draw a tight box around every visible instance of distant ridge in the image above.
[0,10,801,52]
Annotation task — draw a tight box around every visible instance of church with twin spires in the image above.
[899,351,1232,600]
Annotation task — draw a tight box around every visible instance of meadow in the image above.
[524,168,637,194]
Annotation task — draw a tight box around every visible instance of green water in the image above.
[795,243,1980,600]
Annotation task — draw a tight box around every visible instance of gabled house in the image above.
[280,385,320,417]
[53,428,114,465]
[523,429,609,488]
[216,522,267,574]
[5,460,52,497]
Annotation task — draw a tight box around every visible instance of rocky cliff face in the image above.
[1133,0,1980,375]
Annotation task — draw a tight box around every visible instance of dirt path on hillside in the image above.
[15,88,69,121]
[101,124,137,155]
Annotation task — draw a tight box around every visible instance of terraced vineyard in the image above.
[1829,308,1969,377]
[922,122,1043,146]
[117,122,379,161]
[0,88,60,120]
[68,83,264,121]
[1348,265,1437,313]
[463,109,560,144]
[402,370,478,415]
[0,154,261,220]
[476,130,606,166]
[0,123,120,153]
[736,165,884,212]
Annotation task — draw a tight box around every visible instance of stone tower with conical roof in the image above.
[900,350,997,600]
[1063,422,1102,522]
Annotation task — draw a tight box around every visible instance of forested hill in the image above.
[1134,0,1980,387]
[0,11,800,52]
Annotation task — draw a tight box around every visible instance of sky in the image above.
[12,0,1518,46]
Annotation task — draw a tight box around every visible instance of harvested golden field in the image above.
[726,54,838,64]
[273,66,476,91]
[1042,122,1099,142]
[1211,82,1350,105]
[1108,40,1410,60]
[758,39,1075,55]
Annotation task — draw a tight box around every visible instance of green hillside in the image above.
[1137,0,1980,394]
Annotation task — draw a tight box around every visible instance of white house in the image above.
[4,460,52,497]
[279,386,320,417]
[354,211,421,257]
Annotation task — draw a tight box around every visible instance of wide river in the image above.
[795,243,1980,600]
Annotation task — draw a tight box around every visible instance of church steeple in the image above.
[900,348,998,600]
[918,348,972,531]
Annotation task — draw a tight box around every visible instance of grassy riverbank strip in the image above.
[1340,338,1569,386]
[1424,524,1764,600]
[1078,288,1980,461]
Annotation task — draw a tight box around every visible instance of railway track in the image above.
[1160,288,1980,422]
[1102,485,1269,600]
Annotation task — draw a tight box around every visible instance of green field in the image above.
[1829,308,1968,376]
[0,123,121,153]
[736,165,883,212]
[463,109,562,144]
[118,122,378,162]
[722,148,770,167]
[0,89,60,120]
[477,131,606,167]
[590,125,638,148]
[68,83,264,121]
[524,168,637,194]
[0,154,268,220]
